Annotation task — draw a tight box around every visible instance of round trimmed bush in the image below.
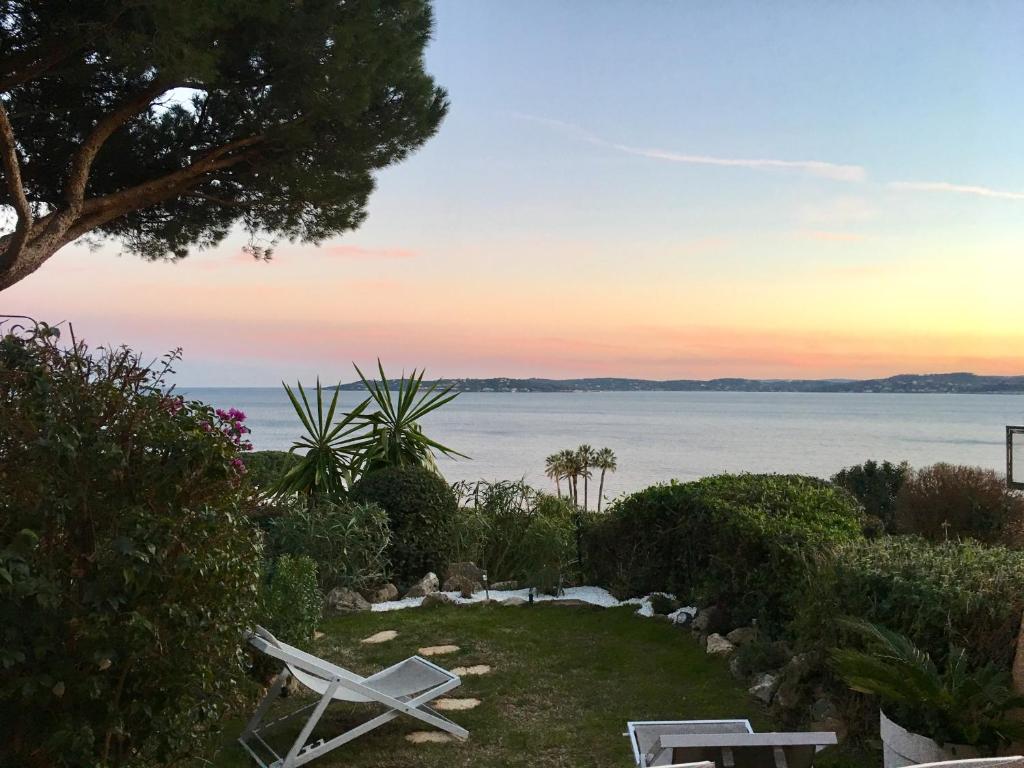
[584,474,864,629]
[0,324,262,767]
[350,465,457,585]
[893,463,1024,545]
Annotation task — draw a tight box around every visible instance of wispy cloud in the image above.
[516,113,866,182]
[323,245,417,260]
[889,180,1024,201]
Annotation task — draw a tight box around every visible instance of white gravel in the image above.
[370,585,695,619]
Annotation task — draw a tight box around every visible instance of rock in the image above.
[773,679,803,711]
[692,605,728,634]
[405,572,439,598]
[726,626,757,646]
[705,633,736,656]
[748,672,780,704]
[443,562,485,594]
[421,591,454,608]
[363,583,399,604]
[502,596,527,606]
[491,580,518,590]
[729,656,746,680]
[443,574,478,599]
[325,587,370,612]
[669,607,696,627]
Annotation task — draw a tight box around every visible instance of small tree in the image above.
[0,321,263,767]
[0,1,447,289]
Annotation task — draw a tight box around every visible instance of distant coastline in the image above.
[333,372,1024,395]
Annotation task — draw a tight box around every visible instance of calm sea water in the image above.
[181,389,1024,501]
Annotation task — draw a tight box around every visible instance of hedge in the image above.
[584,474,864,630]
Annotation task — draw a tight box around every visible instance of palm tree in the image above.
[545,453,564,497]
[576,444,596,511]
[558,448,581,506]
[594,447,618,513]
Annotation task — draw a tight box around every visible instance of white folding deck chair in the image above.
[240,626,469,768]
[626,720,755,767]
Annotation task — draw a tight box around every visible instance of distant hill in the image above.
[337,372,1024,394]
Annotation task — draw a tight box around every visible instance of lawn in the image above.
[204,601,774,767]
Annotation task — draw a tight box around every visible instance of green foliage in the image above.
[453,481,577,592]
[0,323,262,767]
[0,0,447,286]
[244,450,303,491]
[833,619,1024,750]
[261,555,322,645]
[733,638,791,678]
[356,360,467,475]
[832,460,909,532]
[269,499,391,591]
[893,463,1024,545]
[350,466,458,585]
[270,380,371,501]
[796,536,1024,672]
[584,474,864,629]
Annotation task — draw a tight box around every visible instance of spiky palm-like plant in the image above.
[576,445,596,511]
[270,379,372,502]
[355,360,468,476]
[833,618,1024,751]
[594,447,618,513]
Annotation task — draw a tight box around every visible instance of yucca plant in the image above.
[355,360,467,474]
[269,379,372,502]
[833,618,1024,751]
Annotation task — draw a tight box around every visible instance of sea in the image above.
[181,389,1024,502]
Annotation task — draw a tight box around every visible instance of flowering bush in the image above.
[0,322,262,767]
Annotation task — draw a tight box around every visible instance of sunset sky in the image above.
[6,0,1024,385]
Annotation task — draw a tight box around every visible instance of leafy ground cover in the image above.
[203,603,870,767]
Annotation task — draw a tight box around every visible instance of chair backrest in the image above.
[247,625,364,685]
[662,731,838,768]
[911,759,1024,768]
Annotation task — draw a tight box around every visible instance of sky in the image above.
[5,0,1024,385]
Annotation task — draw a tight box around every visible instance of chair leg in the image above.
[281,679,341,768]
[241,668,290,741]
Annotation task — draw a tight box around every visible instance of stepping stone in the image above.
[419,644,459,656]
[451,664,491,676]
[405,731,454,744]
[434,697,480,711]
[313,631,325,640]
[361,630,397,644]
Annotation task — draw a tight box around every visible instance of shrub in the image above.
[269,499,391,590]
[0,323,262,767]
[732,638,791,678]
[350,465,458,585]
[260,555,322,645]
[831,459,909,532]
[584,474,864,629]
[893,463,1024,545]
[834,619,1024,751]
[244,450,303,492]
[796,536,1024,671]
[452,480,577,590]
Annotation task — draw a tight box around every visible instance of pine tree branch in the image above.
[0,101,33,264]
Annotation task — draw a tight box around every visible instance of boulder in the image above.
[692,606,728,635]
[443,562,485,593]
[726,626,757,646]
[502,596,528,606]
[748,672,780,704]
[325,587,370,613]
[705,633,736,657]
[443,574,478,599]
[363,583,399,604]
[405,572,439,598]
[491,580,518,590]
[421,591,455,608]
[809,696,839,722]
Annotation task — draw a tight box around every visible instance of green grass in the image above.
[204,602,785,767]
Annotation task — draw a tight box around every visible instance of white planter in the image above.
[880,710,980,768]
